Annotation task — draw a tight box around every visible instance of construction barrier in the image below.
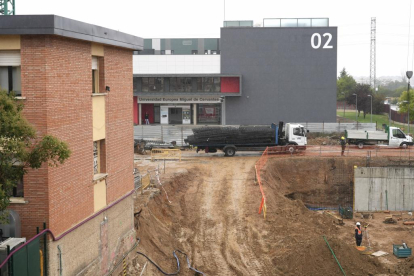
[140,174,151,194]
[151,148,181,162]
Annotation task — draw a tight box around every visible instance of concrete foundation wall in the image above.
[47,194,135,276]
[354,167,414,211]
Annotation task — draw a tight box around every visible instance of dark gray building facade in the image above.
[221,26,337,124]
[133,19,337,125]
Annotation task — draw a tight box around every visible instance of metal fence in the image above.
[134,123,377,146]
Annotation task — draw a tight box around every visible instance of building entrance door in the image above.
[169,108,182,124]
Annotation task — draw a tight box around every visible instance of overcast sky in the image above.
[15,0,414,79]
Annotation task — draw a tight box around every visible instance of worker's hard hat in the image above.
[341,136,345,140]
[356,222,361,226]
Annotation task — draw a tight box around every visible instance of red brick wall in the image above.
[10,35,134,238]
[10,35,50,239]
[103,46,134,203]
[133,96,138,125]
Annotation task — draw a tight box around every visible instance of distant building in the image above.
[133,18,337,125]
[0,15,142,274]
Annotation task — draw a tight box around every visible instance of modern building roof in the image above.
[0,15,143,50]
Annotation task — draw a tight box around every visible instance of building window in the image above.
[161,50,165,55]
[204,50,209,55]
[92,57,99,93]
[142,77,164,92]
[211,50,218,55]
[12,177,24,198]
[0,66,21,96]
[93,140,106,175]
[192,50,198,55]
[93,141,99,174]
[197,77,221,92]
[197,104,221,124]
[171,50,174,55]
[170,77,192,92]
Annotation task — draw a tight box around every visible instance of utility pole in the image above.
[406,71,413,134]
[370,18,376,89]
[0,0,15,15]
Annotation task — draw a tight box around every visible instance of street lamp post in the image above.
[367,95,372,123]
[406,71,413,135]
[353,93,358,122]
[403,100,409,133]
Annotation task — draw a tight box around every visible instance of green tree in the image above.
[0,90,71,222]
[398,90,414,122]
[346,83,373,118]
[372,93,385,114]
[337,68,357,100]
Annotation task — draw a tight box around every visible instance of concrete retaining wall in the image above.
[47,194,135,276]
[354,167,414,211]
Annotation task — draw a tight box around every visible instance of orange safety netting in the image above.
[255,147,269,219]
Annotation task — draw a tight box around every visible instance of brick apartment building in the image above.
[0,15,143,274]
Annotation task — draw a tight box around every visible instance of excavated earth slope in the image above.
[130,156,414,276]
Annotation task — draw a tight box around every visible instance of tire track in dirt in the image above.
[190,157,276,275]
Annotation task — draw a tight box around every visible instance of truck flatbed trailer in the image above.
[186,122,308,157]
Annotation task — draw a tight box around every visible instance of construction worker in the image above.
[340,136,346,156]
[355,222,363,246]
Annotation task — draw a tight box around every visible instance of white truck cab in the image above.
[388,127,413,147]
[285,123,307,146]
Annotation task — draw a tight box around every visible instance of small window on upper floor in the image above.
[211,50,218,55]
[171,50,174,55]
[0,66,21,96]
[161,50,165,55]
[192,50,198,55]
[92,57,99,93]
[204,50,209,55]
[93,140,106,175]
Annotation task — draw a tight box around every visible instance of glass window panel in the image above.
[185,78,192,92]
[239,21,253,27]
[281,19,298,27]
[170,77,177,92]
[192,50,198,55]
[224,21,240,27]
[142,77,149,92]
[298,19,311,27]
[312,18,329,27]
[197,104,221,124]
[0,67,9,92]
[263,19,281,27]
[214,77,221,92]
[13,178,24,198]
[13,66,22,96]
[197,78,203,92]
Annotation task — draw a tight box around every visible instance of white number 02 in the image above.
[311,33,333,49]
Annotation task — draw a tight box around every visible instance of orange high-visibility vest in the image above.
[355,226,362,236]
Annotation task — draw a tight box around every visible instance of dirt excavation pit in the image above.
[127,156,414,276]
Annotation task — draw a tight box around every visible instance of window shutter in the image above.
[92,56,98,70]
[0,51,21,66]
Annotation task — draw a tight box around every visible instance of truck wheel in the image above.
[401,142,408,149]
[357,142,364,149]
[288,145,295,153]
[224,147,236,157]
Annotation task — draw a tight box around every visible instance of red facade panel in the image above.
[221,77,240,93]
